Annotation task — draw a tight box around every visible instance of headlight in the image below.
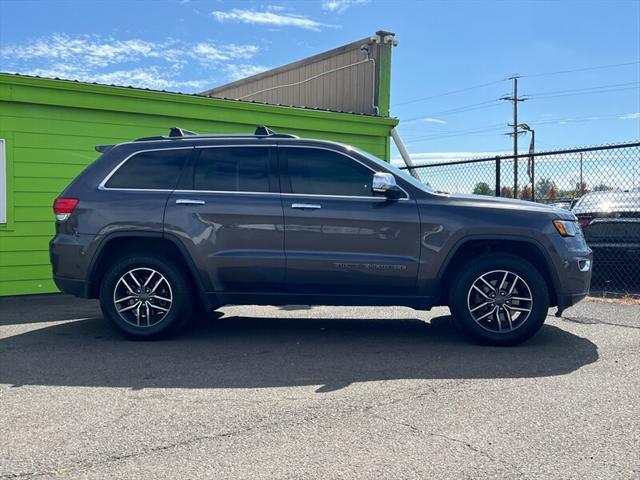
[553,219,579,237]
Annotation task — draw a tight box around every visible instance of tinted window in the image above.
[287,148,373,196]
[194,147,270,192]
[105,149,189,189]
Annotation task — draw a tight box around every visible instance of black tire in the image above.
[99,255,194,340]
[448,253,550,346]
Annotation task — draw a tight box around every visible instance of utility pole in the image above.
[501,76,527,198]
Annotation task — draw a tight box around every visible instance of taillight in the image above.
[576,215,592,229]
[53,197,79,221]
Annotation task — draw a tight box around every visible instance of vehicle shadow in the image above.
[0,312,598,392]
[0,294,100,325]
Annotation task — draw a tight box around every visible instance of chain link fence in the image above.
[401,142,640,295]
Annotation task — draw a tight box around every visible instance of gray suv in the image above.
[50,127,592,345]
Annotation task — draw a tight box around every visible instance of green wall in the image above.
[0,74,398,296]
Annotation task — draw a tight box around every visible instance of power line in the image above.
[528,111,636,126]
[400,111,635,144]
[402,100,502,122]
[403,124,506,143]
[527,81,640,97]
[401,81,639,124]
[392,78,507,107]
[528,85,639,100]
[521,60,640,78]
[392,61,640,108]
[404,123,504,139]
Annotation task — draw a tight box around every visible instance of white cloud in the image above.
[192,43,259,62]
[0,34,258,67]
[15,65,210,91]
[1,34,161,67]
[211,8,332,31]
[402,116,449,125]
[224,64,271,81]
[620,112,640,120]
[0,33,265,92]
[321,0,370,13]
[421,118,448,125]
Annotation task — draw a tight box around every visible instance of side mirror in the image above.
[372,172,403,199]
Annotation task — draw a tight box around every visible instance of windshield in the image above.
[350,147,434,193]
[573,191,640,212]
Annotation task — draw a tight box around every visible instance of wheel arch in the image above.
[87,231,208,309]
[435,236,560,307]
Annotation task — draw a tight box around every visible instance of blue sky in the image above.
[1,0,638,159]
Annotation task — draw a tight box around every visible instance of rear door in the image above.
[164,144,285,293]
[279,146,421,296]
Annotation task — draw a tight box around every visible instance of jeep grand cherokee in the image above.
[50,127,592,345]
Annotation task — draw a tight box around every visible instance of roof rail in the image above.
[169,127,197,137]
[132,126,298,143]
[254,125,297,138]
[255,125,274,136]
[95,144,115,153]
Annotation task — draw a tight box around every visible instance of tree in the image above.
[500,186,513,198]
[535,178,558,200]
[593,183,613,192]
[576,181,588,196]
[518,184,533,200]
[473,182,493,195]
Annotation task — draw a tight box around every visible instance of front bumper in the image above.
[555,250,593,314]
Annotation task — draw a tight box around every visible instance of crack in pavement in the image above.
[560,316,640,330]
[1,381,467,479]
[372,414,527,478]
[0,422,266,479]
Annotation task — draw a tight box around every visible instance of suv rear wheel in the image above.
[99,255,193,339]
[448,253,550,346]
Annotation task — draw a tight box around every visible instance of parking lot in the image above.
[1,295,639,479]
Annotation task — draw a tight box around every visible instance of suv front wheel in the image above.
[99,255,193,339]
[448,253,550,346]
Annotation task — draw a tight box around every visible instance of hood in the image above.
[443,193,576,219]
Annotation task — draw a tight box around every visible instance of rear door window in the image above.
[105,149,191,189]
[193,147,271,192]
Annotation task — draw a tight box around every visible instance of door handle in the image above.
[176,199,206,205]
[291,203,321,210]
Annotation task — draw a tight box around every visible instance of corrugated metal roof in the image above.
[1,72,386,118]
[201,32,396,116]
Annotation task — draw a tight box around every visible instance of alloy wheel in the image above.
[466,269,533,333]
[113,268,173,328]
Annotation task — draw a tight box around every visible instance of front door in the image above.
[164,145,285,294]
[280,146,421,296]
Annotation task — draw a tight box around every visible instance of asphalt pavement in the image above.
[0,295,638,479]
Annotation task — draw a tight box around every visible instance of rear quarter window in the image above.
[105,149,191,189]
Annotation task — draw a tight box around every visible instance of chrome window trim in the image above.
[281,192,388,201]
[173,189,280,196]
[98,143,410,201]
[98,146,195,191]
[278,144,410,201]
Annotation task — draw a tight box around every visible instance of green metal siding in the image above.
[0,74,398,296]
